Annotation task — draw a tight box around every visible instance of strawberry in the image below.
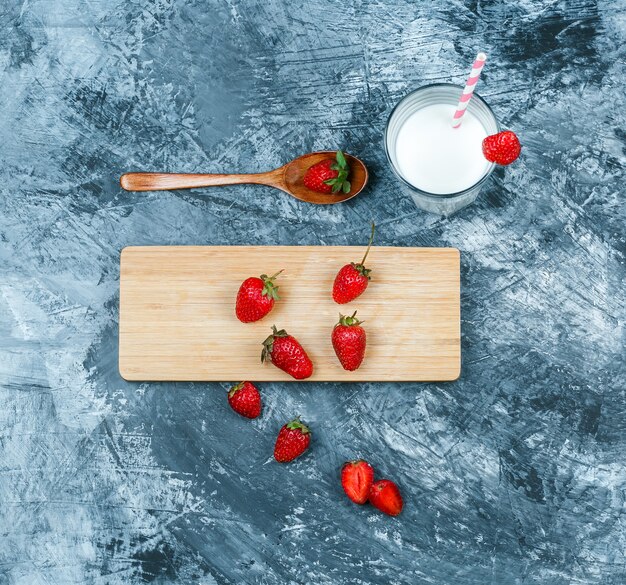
[235,270,283,323]
[303,150,351,194]
[369,479,403,516]
[227,381,261,419]
[341,460,374,504]
[274,418,311,462]
[332,312,366,371]
[482,130,521,166]
[332,223,375,304]
[261,326,313,380]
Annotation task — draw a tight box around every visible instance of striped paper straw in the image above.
[452,52,487,128]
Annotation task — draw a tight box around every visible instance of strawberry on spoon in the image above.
[482,130,521,166]
[303,150,351,194]
[332,222,375,304]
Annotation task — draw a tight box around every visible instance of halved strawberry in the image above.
[341,460,374,504]
[369,479,403,516]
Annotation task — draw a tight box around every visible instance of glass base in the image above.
[406,184,480,216]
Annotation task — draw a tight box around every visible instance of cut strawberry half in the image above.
[341,460,374,504]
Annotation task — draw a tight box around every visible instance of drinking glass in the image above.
[384,83,500,216]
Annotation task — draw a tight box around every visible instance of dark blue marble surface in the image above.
[1,1,625,584]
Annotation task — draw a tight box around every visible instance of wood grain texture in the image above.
[119,246,460,382]
[119,170,286,192]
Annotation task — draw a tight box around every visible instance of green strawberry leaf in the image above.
[286,418,310,434]
[336,150,347,169]
[318,152,350,195]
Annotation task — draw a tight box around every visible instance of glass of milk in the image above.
[385,84,500,215]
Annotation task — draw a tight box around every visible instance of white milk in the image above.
[394,103,490,195]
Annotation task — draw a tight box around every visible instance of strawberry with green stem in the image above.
[332,311,367,371]
[274,418,311,462]
[235,270,283,323]
[227,381,262,419]
[261,326,313,380]
[303,150,351,195]
[332,222,375,304]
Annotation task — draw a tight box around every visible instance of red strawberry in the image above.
[261,326,313,380]
[482,130,521,165]
[341,460,374,504]
[332,223,375,304]
[303,150,351,194]
[274,418,311,462]
[332,312,366,371]
[369,479,403,516]
[227,381,261,419]
[235,270,283,323]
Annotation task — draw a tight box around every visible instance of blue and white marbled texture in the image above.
[1,0,625,583]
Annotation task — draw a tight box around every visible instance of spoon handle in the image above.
[120,170,283,192]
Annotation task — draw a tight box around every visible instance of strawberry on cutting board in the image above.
[341,460,374,504]
[332,312,367,371]
[227,381,261,419]
[333,223,375,304]
[261,326,313,380]
[303,150,351,194]
[369,479,403,516]
[235,270,283,323]
[482,130,521,166]
[274,418,311,462]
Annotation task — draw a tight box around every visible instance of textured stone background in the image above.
[1,1,625,584]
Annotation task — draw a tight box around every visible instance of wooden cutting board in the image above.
[119,246,460,382]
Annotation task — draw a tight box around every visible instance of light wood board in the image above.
[119,246,461,382]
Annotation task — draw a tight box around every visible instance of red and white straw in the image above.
[452,52,487,128]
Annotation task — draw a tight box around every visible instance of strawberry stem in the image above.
[286,417,310,434]
[261,270,283,300]
[228,381,244,398]
[261,325,286,363]
[337,311,363,327]
[359,222,376,266]
[269,269,284,280]
[324,150,351,194]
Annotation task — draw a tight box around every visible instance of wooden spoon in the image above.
[119,151,368,205]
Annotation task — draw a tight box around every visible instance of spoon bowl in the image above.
[281,151,368,204]
[120,151,368,205]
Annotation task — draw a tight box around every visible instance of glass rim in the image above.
[384,83,501,200]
